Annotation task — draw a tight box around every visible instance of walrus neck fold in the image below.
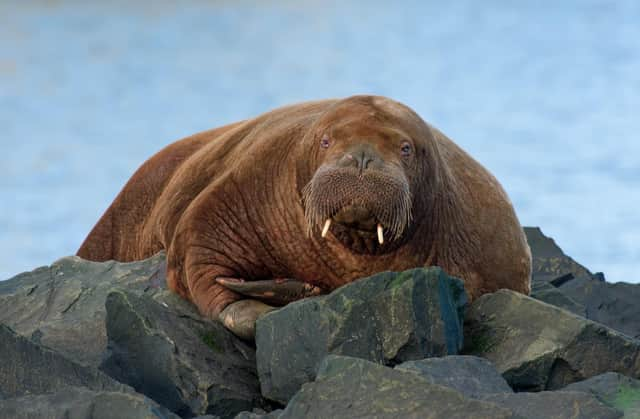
[416,133,482,271]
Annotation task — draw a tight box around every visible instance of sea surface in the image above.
[1,1,638,282]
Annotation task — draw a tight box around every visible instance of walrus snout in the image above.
[302,162,413,249]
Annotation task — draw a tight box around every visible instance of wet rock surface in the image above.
[255,267,467,404]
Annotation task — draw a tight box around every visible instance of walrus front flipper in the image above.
[218,299,276,340]
[216,278,324,306]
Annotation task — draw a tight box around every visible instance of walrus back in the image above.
[77,124,239,262]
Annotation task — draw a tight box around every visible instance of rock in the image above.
[234,410,283,419]
[279,355,518,419]
[523,227,592,284]
[464,290,640,391]
[530,281,586,317]
[478,391,622,419]
[0,387,180,419]
[563,372,640,418]
[395,355,513,398]
[524,227,640,340]
[101,290,269,419]
[393,353,620,418]
[0,323,176,418]
[0,324,126,398]
[0,254,271,418]
[0,253,167,367]
[255,267,467,404]
[559,277,640,339]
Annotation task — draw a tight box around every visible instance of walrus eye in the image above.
[400,141,412,157]
[320,134,331,149]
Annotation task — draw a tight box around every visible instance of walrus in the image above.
[77,95,531,339]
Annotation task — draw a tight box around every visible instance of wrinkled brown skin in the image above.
[77,95,531,320]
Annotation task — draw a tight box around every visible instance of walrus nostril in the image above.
[339,145,380,171]
[361,153,374,170]
[354,152,374,171]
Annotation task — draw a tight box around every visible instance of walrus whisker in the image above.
[377,224,384,245]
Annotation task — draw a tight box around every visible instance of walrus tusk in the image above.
[321,218,332,238]
[377,224,384,245]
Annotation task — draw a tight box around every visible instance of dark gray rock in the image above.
[0,387,180,419]
[0,323,177,418]
[530,281,585,317]
[464,290,640,391]
[0,253,167,367]
[0,254,272,418]
[279,355,519,419]
[395,355,512,398]
[101,290,269,419]
[524,227,592,284]
[234,410,282,419]
[255,267,467,404]
[559,277,640,339]
[0,324,127,398]
[479,392,622,419]
[563,372,640,418]
[393,352,620,418]
[524,227,640,340]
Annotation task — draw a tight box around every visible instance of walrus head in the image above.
[301,96,437,254]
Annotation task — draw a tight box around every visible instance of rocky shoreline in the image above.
[1,227,638,418]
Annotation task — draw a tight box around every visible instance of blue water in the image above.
[1,1,638,282]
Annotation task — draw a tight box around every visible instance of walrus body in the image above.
[78,95,531,327]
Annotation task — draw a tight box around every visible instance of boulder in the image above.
[523,227,592,284]
[279,355,518,419]
[464,290,640,391]
[525,226,640,340]
[101,289,269,418]
[563,372,640,418]
[0,254,271,418]
[395,355,512,398]
[0,323,177,419]
[559,277,640,339]
[478,391,621,419]
[529,281,585,317]
[0,253,167,367]
[394,354,620,419]
[0,387,179,419]
[234,410,282,419]
[0,324,126,398]
[255,267,467,404]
